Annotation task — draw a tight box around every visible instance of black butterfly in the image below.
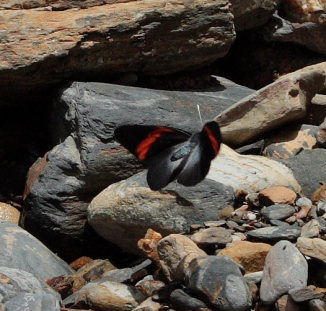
[114,121,222,190]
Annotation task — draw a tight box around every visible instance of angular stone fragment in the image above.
[185,256,252,311]
[296,237,326,263]
[157,234,206,282]
[300,219,320,238]
[170,289,208,310]
[288,287,324,302]
[260,241,308,304]
[0,202,20,224]
[217,241,272,273]
[216,62,326,146]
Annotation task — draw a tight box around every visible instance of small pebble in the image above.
[296,197,312,207]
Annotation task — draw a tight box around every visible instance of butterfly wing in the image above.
[114,125,191,161]
[177,121,222,186]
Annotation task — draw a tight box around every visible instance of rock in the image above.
[260,240,308,304]
[309,299,326,311]
[278,149,326,197]
[215,62,326,146]
[88,173,234,254]
[137,229,162,265]
[23,78,252,259]
[247,226,301,242]
[311,183,326,202]
[217,241,272,273]
[263,124,319,159]
[296,237,326,263]
[157,234,206,282]
[275,295,301,311]
[261,204,296,220]
[191,227,232,248]
[288,287,324,302]
[244,271,263,284]
[280,0,326,23]
[207,145,301,193]
[300,219,320,238]
[0,202,20,224]
[0,223,73,281]
[316,118,326,147]
[317,201,326,214]
[65,280,146,310]
[296,197,313,207]
[231,0,280,31]
[69,256,93,270]
[236,139,264,155]
[170,289,208,310]
[0,0,235,94]
[257,13,326,55]
[133,297,162,311]
[259,186,297,205]
[135,279,165,297]
[0,266,61,311]
[185,255,252,311]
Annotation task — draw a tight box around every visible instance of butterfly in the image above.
[114,121,222,190]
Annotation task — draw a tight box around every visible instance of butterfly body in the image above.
[114,121,221,190]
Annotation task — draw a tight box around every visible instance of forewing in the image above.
[177,121,222,186]
[114,125,190,161]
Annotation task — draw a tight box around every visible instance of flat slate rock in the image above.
[247,226,301,243]
[0,223,73,281]
[260,204,296,221]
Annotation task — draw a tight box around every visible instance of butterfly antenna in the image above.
[197,104,203,126]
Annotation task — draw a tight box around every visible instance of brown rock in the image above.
[0,202,20,224]
[215,62,326,146]
[259,186,297,205]
[217,241,272,273]
[276,295,301,311]
[300,219,320,238]
[157,234,206,281]
[0,0,235,94]
[133,297,162,311]
[263,124,318,159]
[69,256,93,270]
[137,229,162,266]
[311,182,326,202]
[296,237,326,264]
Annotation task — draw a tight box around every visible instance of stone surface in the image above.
[185,255,252,310]
[217,241,272,273]
[296,237,326,263]
[137,229,162,265]
[65,280,146,310]
[263,124,319,159]
[260,204,296,220]
[0,266,61,311]
[231,0,280,31]
[22,78,252,259]
[247,226,301,242]
[215,62,326,146]
[0,202,20,224]
[288,287,324,302]
[259,186,297,205]
[311,183,326,202]
[157,234,206,282]
[258,13,326,55]
[260,240,308,304]
[0,223,73,281]
[191,227,232,248]
[0,0,235,94]
[309,95,326,125]
[278,149,326,197]
[88,173,234,254]
[309,298,326,311]
[170,289,208,310]
[133,297,162,311]
[244,271,263,284]
[300,219,320,238]
[275,295,301,311]
[207,145,301,193]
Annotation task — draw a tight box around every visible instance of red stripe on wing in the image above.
[204,125,220,155]
[136,127,174,160]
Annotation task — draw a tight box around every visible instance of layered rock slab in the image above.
[0,0,235,94]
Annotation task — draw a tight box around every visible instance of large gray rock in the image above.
[22,79,252,259]
[277,149,326,197]
[260,241,308,304]
[0,223,73,281]
[88,172,234,254]
[0,267,61,311]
